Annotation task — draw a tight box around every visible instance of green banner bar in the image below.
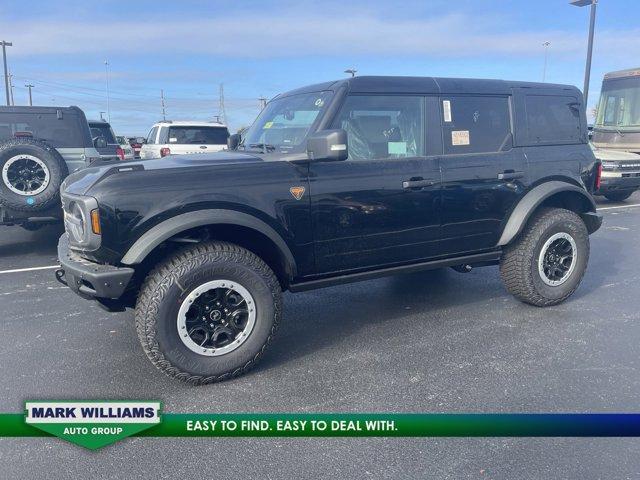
[3,413,640,438]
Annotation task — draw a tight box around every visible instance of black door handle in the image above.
[497,171,524,180]
[403,178,435,189]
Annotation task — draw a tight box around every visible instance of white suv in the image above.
[140,120,230,159]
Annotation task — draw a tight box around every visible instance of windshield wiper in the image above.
[248,143,277,153]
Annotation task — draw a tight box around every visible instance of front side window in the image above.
[442,96,511,154]
[242,91,332,153]
[330,95,424,160]
[167,126,229,145]
[525,95,581,144]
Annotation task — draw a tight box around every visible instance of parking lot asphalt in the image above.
[1,195,640,479]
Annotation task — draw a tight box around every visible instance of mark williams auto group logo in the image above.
[25,401,161,450]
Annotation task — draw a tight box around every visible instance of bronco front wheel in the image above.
[135,241,282,384]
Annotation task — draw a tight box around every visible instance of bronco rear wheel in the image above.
[135,241,282,384]
[500,208,589,307]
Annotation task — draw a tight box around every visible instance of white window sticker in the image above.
[169,137,178,143]
[451,130,470,146]
[443,100,452,122]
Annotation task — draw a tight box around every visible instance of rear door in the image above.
[164,126,230,155]
[438,94,528,255]
[308,94,442,274]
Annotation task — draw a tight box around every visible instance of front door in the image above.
[308,94,442,274]
[438,95,528,255]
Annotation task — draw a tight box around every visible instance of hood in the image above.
[62,151,264,196]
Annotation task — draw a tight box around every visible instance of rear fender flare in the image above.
[497,181,598,246]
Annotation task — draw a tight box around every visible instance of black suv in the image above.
[56,76,602,384]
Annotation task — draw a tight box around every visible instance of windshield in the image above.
[241,91,333,152]
[595,76,640,129]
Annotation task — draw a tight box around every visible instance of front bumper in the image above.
[56,234,134,301]
[597,170,640,194]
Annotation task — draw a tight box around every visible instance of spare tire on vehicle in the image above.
[0,137,67,212]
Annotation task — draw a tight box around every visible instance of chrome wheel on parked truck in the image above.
[135,241,281,384]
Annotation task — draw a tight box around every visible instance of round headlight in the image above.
[66,201,86,243]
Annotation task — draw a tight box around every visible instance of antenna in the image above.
[160,89,166,121]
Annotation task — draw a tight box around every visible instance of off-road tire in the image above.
[0,138,67,212]
[500,208,589,307]
[135,241,282,384]
[604,190,634,202]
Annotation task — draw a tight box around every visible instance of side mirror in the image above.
[306,129,348,162]
[228,133,241,150]
[93,136,107,149]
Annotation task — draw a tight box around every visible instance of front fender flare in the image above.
[497,181,598,247]
[120,209,297,277]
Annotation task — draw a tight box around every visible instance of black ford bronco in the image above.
[56,76,602,384]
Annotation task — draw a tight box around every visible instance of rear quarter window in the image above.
[441,96,512,155]
[524,95,582,145]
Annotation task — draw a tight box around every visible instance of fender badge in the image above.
[290,186,305,200]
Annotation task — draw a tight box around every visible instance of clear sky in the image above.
[1,0,638,136]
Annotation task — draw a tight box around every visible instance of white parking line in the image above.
[0,265,59,275]
[598,203,640,211]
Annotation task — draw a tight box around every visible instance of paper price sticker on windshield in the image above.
[451,130,470,146]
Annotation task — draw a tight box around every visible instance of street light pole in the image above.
[571,0,598,105]
[104,60,111,122]
[1,40,13,106]
[25,84,34,106]
[542,41,551,82]
[344,68,357,78]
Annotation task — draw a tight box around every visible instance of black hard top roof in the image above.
[0,105,84,115]
[276,75,580,98]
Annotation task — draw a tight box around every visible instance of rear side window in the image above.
[167,126,230,145]
[525,95,582,144]
[0,112,85,148]
[146,126,159,145]
[441,96,511,155]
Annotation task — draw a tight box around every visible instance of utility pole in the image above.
[8,72,14,106]
[258,96,267,110]
[570,0,598,105]
[1,40,12,106]
[99,111,106,121]
[25,84,34,106]
[218,83,226,125]
[542,41,551,82]
[160,89,166,120]
[104,60,111,122]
